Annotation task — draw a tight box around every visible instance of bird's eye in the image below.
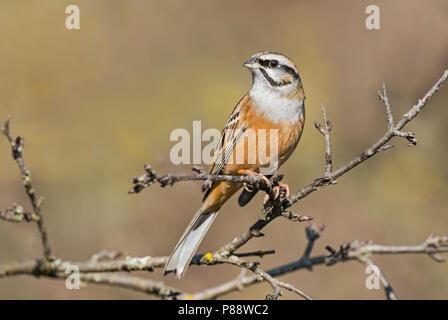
[269,60,279,68]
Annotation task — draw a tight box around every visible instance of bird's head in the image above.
[243,51,303,97]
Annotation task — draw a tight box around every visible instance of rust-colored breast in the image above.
[223,96,304,174]
[202,95,304,213]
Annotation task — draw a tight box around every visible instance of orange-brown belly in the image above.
[202,110,304,213]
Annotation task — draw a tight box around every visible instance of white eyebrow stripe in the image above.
[258,53,298,74]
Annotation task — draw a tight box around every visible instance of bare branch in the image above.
[314,105,334,176]
[275,279,313,300]
[0,249,277,278]
[233,250,276,258]
[0,259,182,299]
[0,203,37,223]
[1,224,446,300]
[128,164,269,194]
[360,256,398,300]
[213,256,284,300]
[1,69,447,299]
[206,255,311,300]
[378,83,394,129]
[186,228,448,300]
[286,69,448,207]
[78,273,182,299]
[346,235,448,260]
[281,211,313,222]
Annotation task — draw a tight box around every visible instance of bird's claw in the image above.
[263,182,289,205]
[278,182,290,198]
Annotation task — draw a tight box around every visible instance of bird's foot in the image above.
[237,169,271,188]
[263,182,289,205]
[278,182,290,198]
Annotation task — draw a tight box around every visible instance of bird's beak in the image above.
[243,57,259,69]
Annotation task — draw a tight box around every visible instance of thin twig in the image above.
[276,279,313,300]
[281,211,313,222]
[1,116,52,259]
[128,164,270,194]
[0,249,278,277]
[210,255,311,300]
[314,105,334,176]
[0,203,37,223]
[185,228,448,300]
[78,273,181,299]
[0,227,446,299]
[286,70,448,207]
[360,256,398,300]
[378,83,394,129]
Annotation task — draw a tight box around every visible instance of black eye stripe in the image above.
[283,65,300,80]
[258,59,270,68]
[258,59,299,79]
[260,68,291,87]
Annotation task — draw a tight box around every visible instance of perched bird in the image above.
[164,52,306,278]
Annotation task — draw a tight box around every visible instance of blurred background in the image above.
[0,0,447,299]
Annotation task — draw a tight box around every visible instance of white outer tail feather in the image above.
[164,208,219,279]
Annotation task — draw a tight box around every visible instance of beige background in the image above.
[0,0,447,299]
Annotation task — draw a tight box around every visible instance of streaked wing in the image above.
[208,96,248,176]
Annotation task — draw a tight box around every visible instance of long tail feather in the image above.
[164,208,219,279]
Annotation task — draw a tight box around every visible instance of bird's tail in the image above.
[164,208,219,279]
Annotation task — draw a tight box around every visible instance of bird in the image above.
[164,51,306,279]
